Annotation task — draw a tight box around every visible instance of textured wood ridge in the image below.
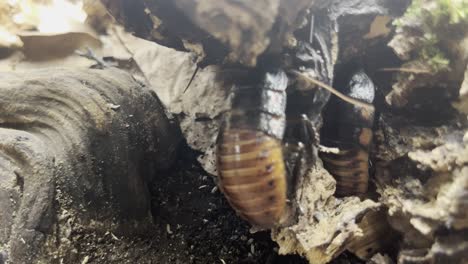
[218,129,287,228]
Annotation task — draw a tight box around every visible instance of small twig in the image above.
[377,67,432,74]
[75,47,110,68]
[318,145,340,154]
[184,65,199,93]
[290,70,374,110]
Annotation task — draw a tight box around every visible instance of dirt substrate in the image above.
[70,145,369,264]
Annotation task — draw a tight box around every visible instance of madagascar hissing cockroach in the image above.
[217,68,289,229]
[319,70,376,197]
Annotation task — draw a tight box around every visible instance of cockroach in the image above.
[319,70,376,197]
[216,40,334,229]
[217,67,289,229]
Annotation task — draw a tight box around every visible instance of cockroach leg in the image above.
[282,114,319,223]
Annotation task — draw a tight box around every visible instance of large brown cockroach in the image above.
[216,15,376,229]
[217,68,289,228]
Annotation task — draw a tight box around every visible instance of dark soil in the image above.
[146,144,366,263]
[148,145,307,264]
[72,144,366,263]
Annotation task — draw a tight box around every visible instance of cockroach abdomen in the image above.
[218,129,287,228]
[217,68,289,229]
[320,70,376,197]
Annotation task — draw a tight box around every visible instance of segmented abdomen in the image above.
[320,70,375,197]
[320,127,373,196]
[217,129,287,228]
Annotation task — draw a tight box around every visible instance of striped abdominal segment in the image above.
[217,129,287,228]
[320,127,373,196]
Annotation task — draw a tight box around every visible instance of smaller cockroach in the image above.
[319,70,376,197]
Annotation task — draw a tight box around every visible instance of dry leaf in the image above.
[19,31,101,60]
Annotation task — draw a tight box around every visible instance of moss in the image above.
[439,0,468,24]
[393,0,468,71]
[396,0,468,26]
[420,33,450,70]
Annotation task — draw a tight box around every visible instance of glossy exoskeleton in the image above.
[320,71,375,196]
[217,14,375,229]
[217,68,290,228]
[216,31,333,229]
